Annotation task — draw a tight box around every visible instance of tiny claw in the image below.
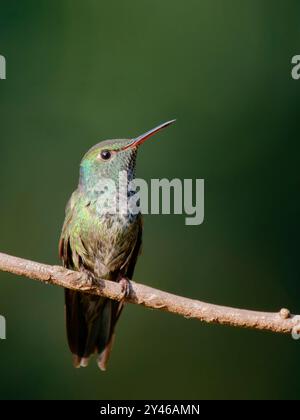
[118,277,131,300]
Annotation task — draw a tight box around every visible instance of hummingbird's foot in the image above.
[118,277,131,300]
[77,269,96,289]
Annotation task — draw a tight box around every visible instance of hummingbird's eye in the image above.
[100,150,112,161]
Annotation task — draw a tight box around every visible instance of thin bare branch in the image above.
[0,251,299,336]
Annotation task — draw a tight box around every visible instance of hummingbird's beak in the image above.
[121,119,176,151]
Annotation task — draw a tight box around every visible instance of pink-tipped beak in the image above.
[121,119,176,151]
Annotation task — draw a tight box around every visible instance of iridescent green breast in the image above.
[59,189,142,280]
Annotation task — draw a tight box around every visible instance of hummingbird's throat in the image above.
[91,170,140,219]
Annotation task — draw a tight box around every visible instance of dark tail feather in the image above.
[65,289,123,370]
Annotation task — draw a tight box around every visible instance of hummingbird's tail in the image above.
[65,289,123,370]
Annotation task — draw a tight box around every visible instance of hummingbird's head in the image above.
[79,120,175,190]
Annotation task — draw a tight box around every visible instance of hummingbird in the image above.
[59,120,175,370]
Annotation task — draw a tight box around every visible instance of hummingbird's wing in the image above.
[123,215,143,279]
[59,190,91,270]
[59,189,94,367]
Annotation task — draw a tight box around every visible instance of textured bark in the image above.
[0,251,299,336]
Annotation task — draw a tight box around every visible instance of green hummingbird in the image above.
[59,120,175,370]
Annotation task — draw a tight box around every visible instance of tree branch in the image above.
[0,251,299,336]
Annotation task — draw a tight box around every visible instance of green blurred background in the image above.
[0,0,300,400]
